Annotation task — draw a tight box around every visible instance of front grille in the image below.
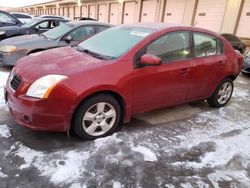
[10,72,22,91]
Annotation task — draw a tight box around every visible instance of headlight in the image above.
[26,75,68,99]
[0,45,17,53]
[0,31,5,35]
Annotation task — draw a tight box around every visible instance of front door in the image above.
[133,31,193,113]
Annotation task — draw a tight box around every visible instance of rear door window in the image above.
[193,32,223,57]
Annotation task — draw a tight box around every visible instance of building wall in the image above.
[12,0,250,40]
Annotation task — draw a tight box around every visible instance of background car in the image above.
[221,33,246,54]
[74,17,97,21]
[0,21,112,66]
[39,15,70,21]
[0,10,23,27]
[242,51,250,74]
[5,24,243,140]
[0,18,68,41]
[11,12,34,24]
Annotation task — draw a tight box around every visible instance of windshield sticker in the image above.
[130,31,149,37]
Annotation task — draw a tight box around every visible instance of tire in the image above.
[72,94,121,140]
[207,78,234,108]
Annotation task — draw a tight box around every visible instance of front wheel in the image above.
[207,78,234,107]
[72,94,121,140]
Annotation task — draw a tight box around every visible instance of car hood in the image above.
[0,34,55,48]
[15,46,106,82]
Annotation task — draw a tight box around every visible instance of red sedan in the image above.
[5,23,243,139]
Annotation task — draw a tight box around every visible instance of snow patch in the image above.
[0,167,7,178]
[0,71,10,108]
[132,145,157,162]
[113,181,122,188]
[233,87,249,99]
[8,142,90,185]
[0,124,11,138]
[94,134,123,150]
[208,170,250,188]
[69,182,87,188]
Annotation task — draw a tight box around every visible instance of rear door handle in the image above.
[218,61,226,66]
[181,68,191,74]
[180,68,191,76]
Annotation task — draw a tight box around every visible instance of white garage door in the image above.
[89,5,96,19]
[64,7,69,17]
[98,4,107,22]
[69,7,74,20]
[59,7,63,16]
[163,0,186,24]
[75,6,80,18]
[123,2,136,24]
[53,8,56,15]
[236,0,250,38]
[81,5,88,17]
[194,0,227,32]
[140,0,157,22]
[109,3,119,24]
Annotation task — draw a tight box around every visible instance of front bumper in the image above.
[5,83,74,132]
[242,59,250,74]
[0,52,25,66]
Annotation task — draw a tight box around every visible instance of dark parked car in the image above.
[0,18,67,41]
[221,33,246,54]
[5,23,243,139]
[242,51,250,74]
[39,15,70,21]
[0,10,23,27]
[74,17,97,21]
[0,21,112,66]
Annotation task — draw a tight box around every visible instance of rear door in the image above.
[133,31,193,113]
[187,32,225,100]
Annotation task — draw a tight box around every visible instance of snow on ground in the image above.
[0,67,250,187]
[7,142,91,185]
[0,167,7,178]
[0,70,10,108]
[0,125,11,138]
[131,145,157,162]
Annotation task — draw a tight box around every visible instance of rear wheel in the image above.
[72,94,121,140]
[207,78,234,107]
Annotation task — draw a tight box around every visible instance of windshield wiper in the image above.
[74,45,114,60]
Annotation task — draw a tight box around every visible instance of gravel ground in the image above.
[0,66,250,188]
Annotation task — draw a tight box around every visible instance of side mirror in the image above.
[140,54,162,66]
[65,35,72,43]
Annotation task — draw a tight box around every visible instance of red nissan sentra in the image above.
[5,23,243,139]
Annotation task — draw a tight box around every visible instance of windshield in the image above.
[78,26,155,59]
[43,23,72,40]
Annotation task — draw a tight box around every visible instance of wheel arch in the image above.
[70,90,128,130]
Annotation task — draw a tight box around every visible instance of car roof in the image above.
[66,21,113,27]
[122,22,222,37]
[123,22,181,30]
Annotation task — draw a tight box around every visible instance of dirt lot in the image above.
[0,66,250,188]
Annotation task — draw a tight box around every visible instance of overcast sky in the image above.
[0,0,53,7]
